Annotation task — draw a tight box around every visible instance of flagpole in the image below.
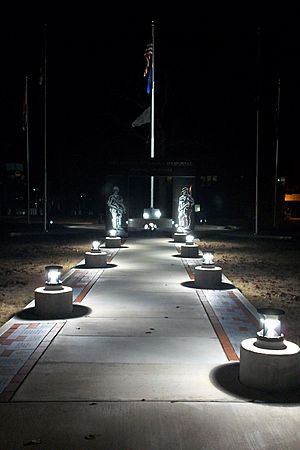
[150,20,155,208]
[255,27,261,235]
[273,78,281,228]
[43,24,48,232]
[25,76,30,225]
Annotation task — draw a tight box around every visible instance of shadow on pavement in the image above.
[75,263,118,269]
[181,281,235,290]
[210,362,300,404]
[14,304,92,321]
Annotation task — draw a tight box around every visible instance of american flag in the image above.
[144,43,153,77]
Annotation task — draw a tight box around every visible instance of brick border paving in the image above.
[0,322,65,401]
[181,254,259,361]
[0,247,122,401]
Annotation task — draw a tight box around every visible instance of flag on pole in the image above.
[132,106,151,127]
[146,68,152,95]
[144,43,152,77]
[39,62,44,85]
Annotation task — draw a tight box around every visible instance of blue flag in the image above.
[147,68,152,95]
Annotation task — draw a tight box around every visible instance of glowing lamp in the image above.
[109,229,117,237]
[186,234,194,245]
[177,226,185,233]
[45,265,63,290]
[202,252,215,267]
[143,208,161,220]
[91,241,101,252]
[255,308,286,350]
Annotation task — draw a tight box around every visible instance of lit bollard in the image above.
[34,265,73,318]
[194,252,222,288]
[85,241,108,267]
[239,307,300,391]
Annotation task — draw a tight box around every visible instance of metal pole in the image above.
[150,20,155,208]
[255,28,261,235]
[273,78,281,228]
[43,24,48,232]
[151,20,154,160]
[25,76,30,225]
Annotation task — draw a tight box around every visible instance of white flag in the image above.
[131,107,150,127]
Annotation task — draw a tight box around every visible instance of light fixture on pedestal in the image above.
[85,241,108,268]
[105,229,122,248]
[173,226,187,243]
[34,265,73,318]
[180,234,199,258]
[194,251,222,288]
[239,307,300,391]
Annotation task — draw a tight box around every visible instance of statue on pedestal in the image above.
[107,186,126,230]
[178,186,194,230]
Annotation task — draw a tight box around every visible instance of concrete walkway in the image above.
[1,234,300,449]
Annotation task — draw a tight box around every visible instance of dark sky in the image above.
[1,4,300,188]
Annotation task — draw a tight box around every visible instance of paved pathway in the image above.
[1,235,300,449]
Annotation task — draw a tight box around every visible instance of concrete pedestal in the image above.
[173,233,187,243]
[180,244,199,258]
[194,266,222,288]
[34,286,73,318]
[105,237,121,248]
[240,338,300,391]
[85,251,108,268]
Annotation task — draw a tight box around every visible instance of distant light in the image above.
[49,220,54,225]
[91,241,101,252]
[143,208,161,220]
[45,265,63,287]
[174,223,178,228]
[257,308,284,339]
[186,234,194,244]
[255,308,286,350]
[202,252,214,266]
[145,222,157,231]
[172,220,175,225]
[177,226,185,233]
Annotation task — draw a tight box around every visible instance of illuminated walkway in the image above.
[1,234,300,449]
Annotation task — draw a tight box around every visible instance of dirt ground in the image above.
[0,228,300,346]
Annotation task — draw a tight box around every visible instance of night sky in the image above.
[1,4,300,201]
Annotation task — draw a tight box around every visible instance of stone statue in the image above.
[107,186,126,230]
[178,186,194,230]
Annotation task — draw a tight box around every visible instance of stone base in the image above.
[180,244,199,258]
[173,233,187,243]
[105,237,122,248]
[194,266,222,288]
[85,251,108,268]
[240,338,300,391]
[34,286,73,318]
